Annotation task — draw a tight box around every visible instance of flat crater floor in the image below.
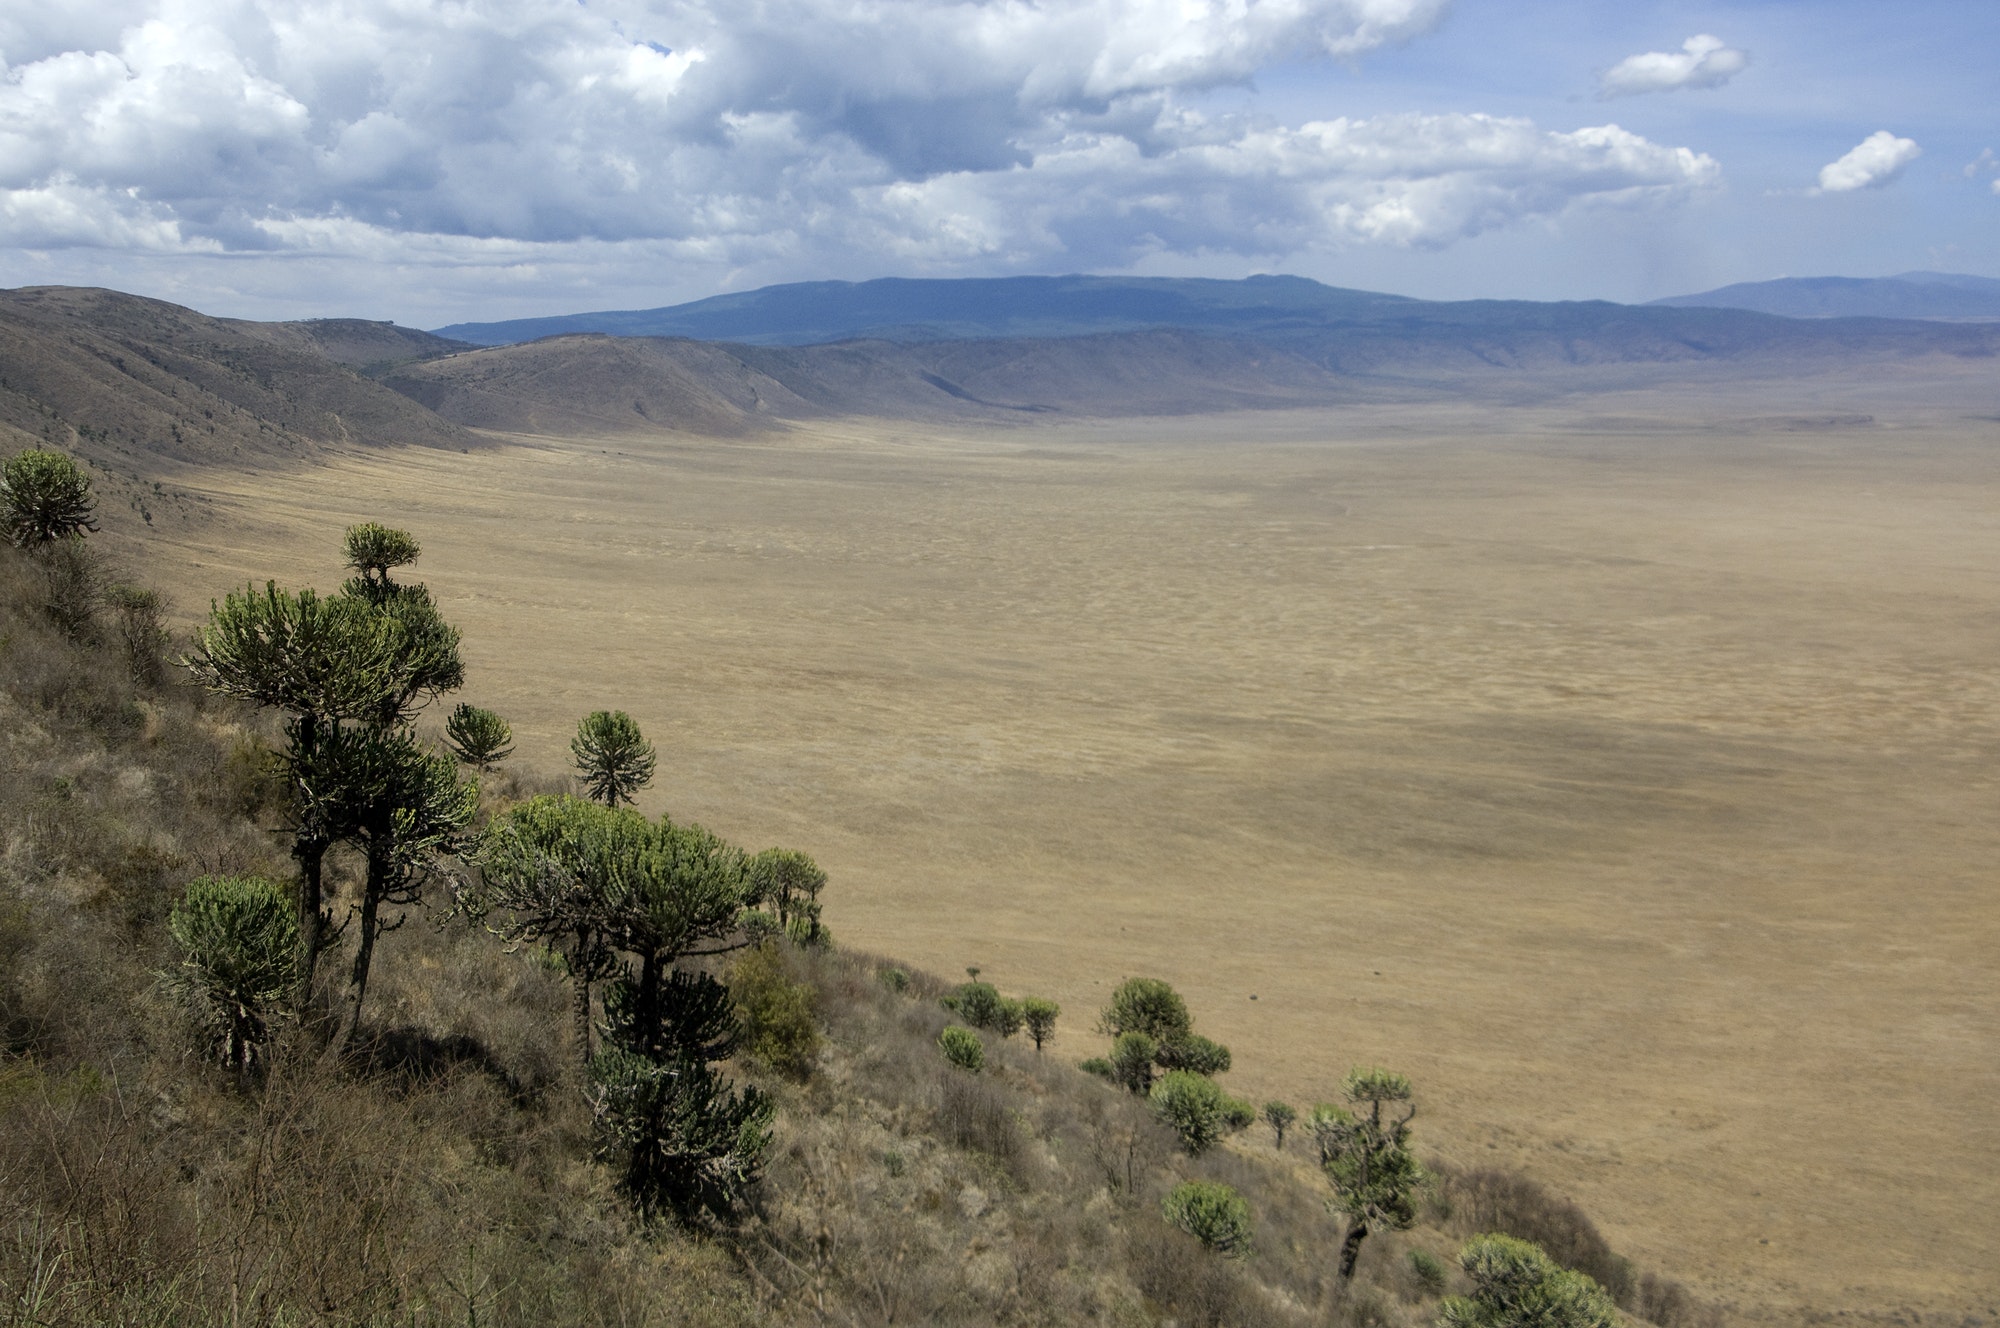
[131,391,2000,1323]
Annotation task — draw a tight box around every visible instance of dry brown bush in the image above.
[1438,1165,1634,1302]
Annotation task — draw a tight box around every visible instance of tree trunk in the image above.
[294,834,328,1002]
[327,843,387,1058]
[635,950,662,1059]
[1338,1220,1369,1279]
[290,711,326,1007]
[571,969,595,1070]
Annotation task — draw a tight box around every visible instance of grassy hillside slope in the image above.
[0,287,474,473]
[0,517,1716,1328]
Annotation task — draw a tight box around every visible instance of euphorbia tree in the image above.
[315,728,479,1051]
[474,795,648,1066]
[572,710,656,807]
[185,527,466,1000]
[1311,1068,1425,1280]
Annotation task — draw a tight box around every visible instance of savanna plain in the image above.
[129,380,2000,1323]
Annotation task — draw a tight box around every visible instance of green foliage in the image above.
[1221,1094,1256,1132]
[1097,976,1230,1086]
[730,941,821,1078]
[2,448,98,547]
[572,709,657,807]
[945,980,1022,1036]
[1098,976,1191,1043]
[341,522,422,602]
[1077,1056,1114,1080]
[878,965,910,993]
[476,794,756,1070]
[1162,1181,1253,1257]
[1410,1248,1449,1296]
[606,967,739,1063]
[938,1024,985,1072]
[1263,1100,1298,1150]
[1312,1066,1425,1278]
[747,847,827,944]
[444,701,514,770]
[165,875,299,1075]
[588,1044,773,1224]
[1150,1070,1238,1155]
[1020,996,1059,1051]
[1109,1031,1157,1094]
[1438,1235,1617,1328]
[1157,1030,1231,1076]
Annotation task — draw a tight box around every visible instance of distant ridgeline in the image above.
[3,275,1998,460]
[433,271,2000,347]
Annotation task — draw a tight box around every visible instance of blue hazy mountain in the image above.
[433,275,1435,346]
[434,272,2000,355]
[1649,272,2000,321]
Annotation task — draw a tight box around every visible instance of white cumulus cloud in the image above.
[0,0,1723,309]
[1815,131,1921,194]
[1599,34,1747,98]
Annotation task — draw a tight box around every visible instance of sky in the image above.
[0,0,1993,325]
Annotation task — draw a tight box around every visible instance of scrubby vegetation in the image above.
[0,448,1727,1326]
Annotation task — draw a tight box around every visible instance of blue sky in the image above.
[0,0,1990,324]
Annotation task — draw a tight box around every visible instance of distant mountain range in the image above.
[433,272,2000,350]
[5,278,1995,472]
[1649,272,2000,322]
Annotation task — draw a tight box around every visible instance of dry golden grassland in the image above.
[126,383,2000,1323]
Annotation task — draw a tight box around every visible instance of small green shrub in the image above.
[1439,1234,1616,1328]
[2,448,98,547]
[938,1024,984,1072]
[729,941,821,1078]
[1150,1070,1229,1155]
[1221,1094,1255,1132]
[1409,1247,1449,1295]
[1162,1180,1252,1257]
[944,980,1021,1035]
[878,965,910,993]
[164,874,298,1076]
[1078,1056,1113,1079]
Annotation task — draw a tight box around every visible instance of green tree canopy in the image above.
[1,448,97,547]
[342,522,421,603]
[1097,976,1231,1087]
[1098,977,1191,1043]
[945,980,1022,1036]
[1263,1100,1297,1150]
[1020,996,1059,1052]
[1439,1235,1617,1328]
[573,710,657,807]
